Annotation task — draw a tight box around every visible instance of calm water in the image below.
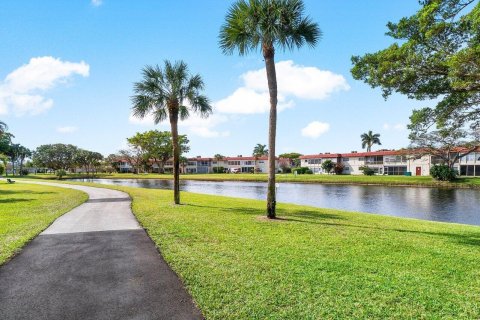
[76,179,480,226]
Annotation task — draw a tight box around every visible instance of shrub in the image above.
[213,166,225,173]
[20,169,29,176]
[56,169,67,179]
[292,167,310,174]
[430,164,456,181]
[0,163,4,176]
[359,166,375,176]
[305,169,313,174]
[282,167,292,173]
[334,163,345,175]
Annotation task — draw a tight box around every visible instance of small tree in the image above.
[334,163,345,175]
[359,166,375,176]
[321,160,335,174]
[213,154,225,173]
[252,143,268,174]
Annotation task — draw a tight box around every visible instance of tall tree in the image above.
[351,0,480,134]
[220,0,321,218]
[17,146,31,175]
[131,61,212,204]
[360,131,382,152]
[0,121,8,138]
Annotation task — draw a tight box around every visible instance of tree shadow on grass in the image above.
[0,198,32,204]
[185,203,346,221]
[0,190,56,195]
[185,203,480,248]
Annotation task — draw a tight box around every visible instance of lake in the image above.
[75,178,480,226]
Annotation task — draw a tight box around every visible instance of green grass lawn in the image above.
[48,181,480,319]
[17,172,480,188]
[0,181,88,265]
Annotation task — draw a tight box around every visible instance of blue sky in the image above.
[0,0,426,157]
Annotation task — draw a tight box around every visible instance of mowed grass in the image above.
[59,181,480,319]
[18,172,480,188]
[0,181,88,264]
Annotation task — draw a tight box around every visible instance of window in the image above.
[244,161,254,165]
[187,162,196,166]
[460,165,476,176]
[228,161,240,166]
[342,157,349,162]
[366,156,383,164]
[358,157,365,161]
[198,161,210,166]
[384,166,407,175]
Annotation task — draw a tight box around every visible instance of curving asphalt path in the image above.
[0,181,203,320]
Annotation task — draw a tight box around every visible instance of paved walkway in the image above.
[0,182,203,320]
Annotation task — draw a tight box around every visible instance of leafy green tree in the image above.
[279,152,303,167]
[0,121,8,138]
[360,131,382,152]
[0,153,7,176]
[74,149,103,175]
[220,0,321,218]
[131,61,212,204]
[17,146,31,176]
[321,159,335,174]
[351,0,480,133]
[179,156,188,174]
[213,153,225,173]
[127,130,190,173]
[32,144,78,171]
[253,143,268,174]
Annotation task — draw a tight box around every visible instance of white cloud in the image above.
[301,121,330,139]
[129,112,230,138]
[215,87,294,114]
[57,126,78,133]
[0,56,89,116]
[215,60,349,114]
[383,123,406,131]
[91,0,102,7]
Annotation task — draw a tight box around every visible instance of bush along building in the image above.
[300,148,480,177]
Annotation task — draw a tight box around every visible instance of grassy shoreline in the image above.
[19,179,480,319]
[15,172,480,189]
[0,181,88,265]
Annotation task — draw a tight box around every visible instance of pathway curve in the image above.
[0,181,203,320]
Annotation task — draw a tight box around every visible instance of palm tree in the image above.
[220,0,320,218]
[252,143,268,174]
[361,130,382,152]
[213,154,225,173]
[131,61,212,204]
[0,121,8,138]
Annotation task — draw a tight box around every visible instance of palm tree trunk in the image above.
[170,110,181,205]
[264,45,277,219]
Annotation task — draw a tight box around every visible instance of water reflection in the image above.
[74,179,480,226]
